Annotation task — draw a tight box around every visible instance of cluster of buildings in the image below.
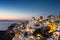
[7,15,60,40]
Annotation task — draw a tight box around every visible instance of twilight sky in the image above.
[0,0,60,20]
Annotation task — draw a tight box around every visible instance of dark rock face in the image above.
[0,31,15,40]
[7,23,17,30]
[0,31,6,40]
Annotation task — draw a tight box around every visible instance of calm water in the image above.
[0,21,19,30]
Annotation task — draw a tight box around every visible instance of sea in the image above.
[0,20,20,30]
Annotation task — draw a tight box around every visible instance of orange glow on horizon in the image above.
[0,17,31,20]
